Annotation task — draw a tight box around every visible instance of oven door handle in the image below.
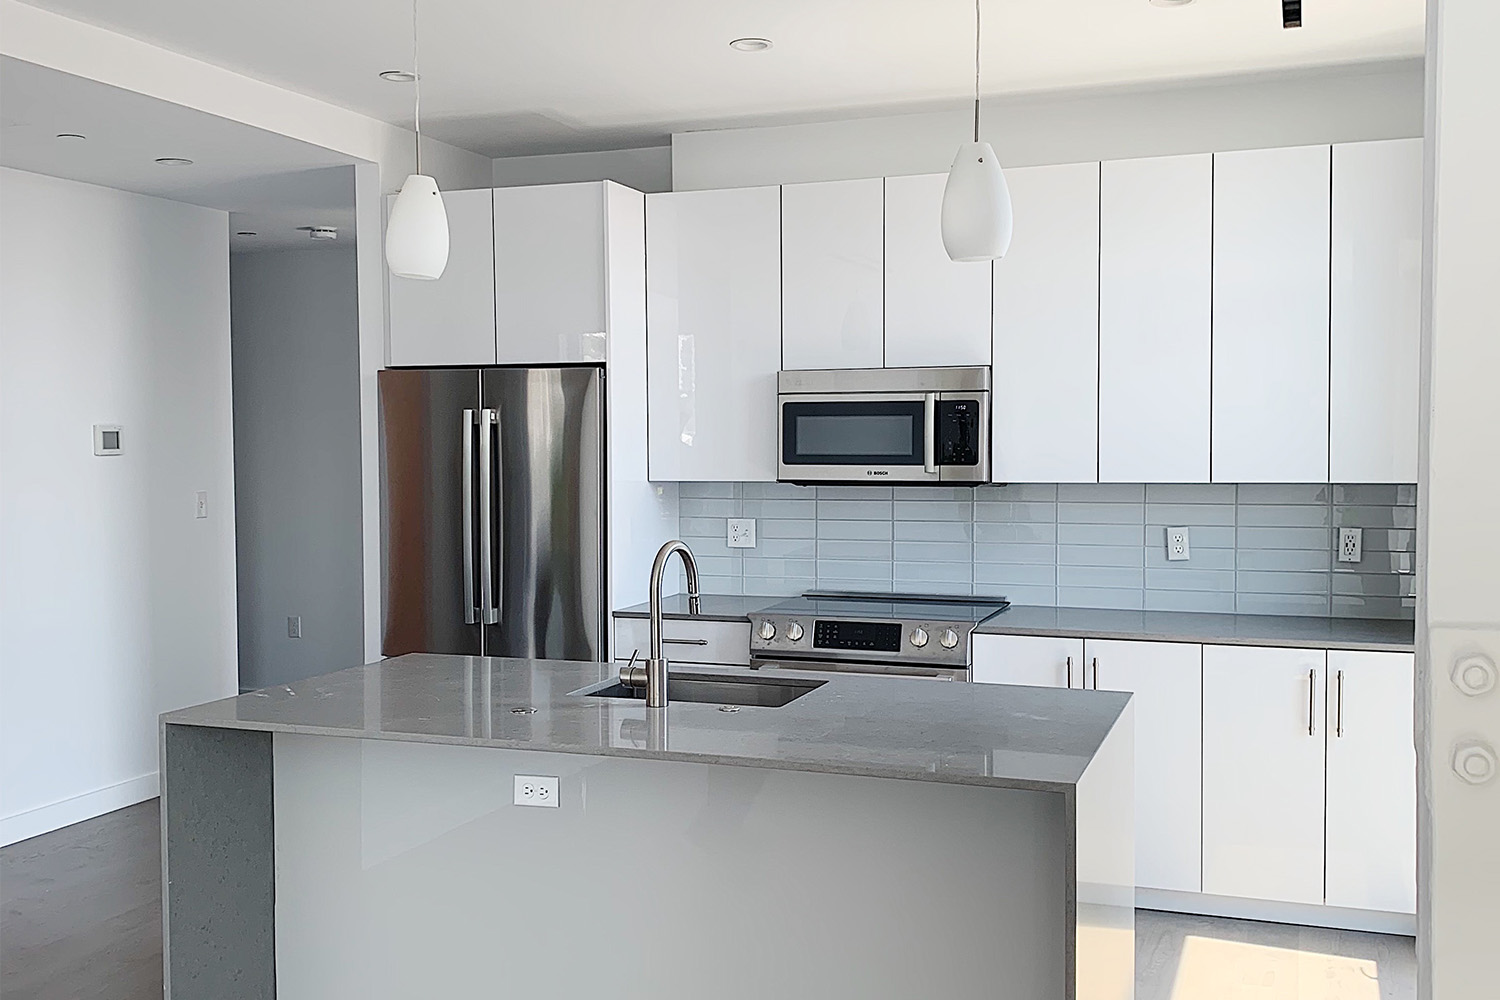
[923,392,938,474]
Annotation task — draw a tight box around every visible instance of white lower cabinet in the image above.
[1085,639,1203,894]
[971,633,1082,688]
[1202,645,1328,905]
[1325,650,1417,914]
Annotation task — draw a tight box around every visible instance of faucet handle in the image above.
[620,650,648,688]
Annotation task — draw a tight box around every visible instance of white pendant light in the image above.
[941,0,1013,262]
[385,0,449,280]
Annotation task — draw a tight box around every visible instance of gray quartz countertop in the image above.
[162,653,1129,794]
[973,606,1415,652]
[614,596,1414,652]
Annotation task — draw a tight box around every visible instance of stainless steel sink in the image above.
[578,671,824,709]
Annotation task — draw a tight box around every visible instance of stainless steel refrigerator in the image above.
[379,366,605,661]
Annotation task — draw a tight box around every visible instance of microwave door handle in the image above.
[923,393,938,474]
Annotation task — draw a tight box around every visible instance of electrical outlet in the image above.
[1339,527,1363,564]
[727,518,756,549]
[514,775,559,808]
[1166,527,1191,562]
[287,616,302,639]
[195,490,208,519]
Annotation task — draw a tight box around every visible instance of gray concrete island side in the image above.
[161,653,1134,1000]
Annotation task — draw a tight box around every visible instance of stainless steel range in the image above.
[747,592,1010,682]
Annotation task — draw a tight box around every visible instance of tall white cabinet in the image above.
[1098,154,1213,483]
[883,173,992,368]
[1330,139,1424,484]
[781,178,884,371]
[1211,145,1333,483]
[645,186,782,482]
[991,162,1101,484]
[1325,650,1417,914]
[387,187,497,367]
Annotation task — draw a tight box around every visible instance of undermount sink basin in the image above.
[579,671,824,709]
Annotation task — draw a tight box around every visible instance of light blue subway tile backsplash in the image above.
[673,483,1417,619]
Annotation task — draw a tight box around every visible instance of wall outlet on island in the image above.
[1166,527,1191,562]
[514,775,559,808]
[1339,526,1363,563]
[727,518,757,549]
[287,616,302,639]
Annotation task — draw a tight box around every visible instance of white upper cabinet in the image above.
[387,187,496,367]
[972,633,1084,689]
[493,182,608,364]
[1325,650,1417,915]
[1212,145,1332,483]
[781,178,884,371]
[1098,154,1213,483]
[992,162,1101,484]
[883,173,992,368]
[645,186,782,483]
[1086,639,1203,894]
[1331,139,1423,484]
[1202,644,1328,905]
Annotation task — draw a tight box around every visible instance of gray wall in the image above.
[230,247,364,689]
[678,482,1416,620]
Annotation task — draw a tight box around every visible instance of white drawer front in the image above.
[612,616,751,667]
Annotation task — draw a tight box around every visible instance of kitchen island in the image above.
[160,653,1134,1000]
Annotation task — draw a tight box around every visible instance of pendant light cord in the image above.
[412,0,423,175]
[973,0,981,142]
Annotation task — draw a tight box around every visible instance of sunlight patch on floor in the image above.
[1170,934,1382,1000]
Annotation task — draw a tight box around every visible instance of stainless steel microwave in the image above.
[777,367,992,485]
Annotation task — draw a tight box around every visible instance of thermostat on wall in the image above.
[93,424,123,456]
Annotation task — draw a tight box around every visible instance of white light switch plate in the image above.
[1166,527,1191,561]
[514,775,559,808]
[727,518,756,549]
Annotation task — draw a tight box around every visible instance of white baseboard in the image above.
[0,771,159,847]
[1136,887,1417,936]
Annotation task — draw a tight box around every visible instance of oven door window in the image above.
[782,400,926,466]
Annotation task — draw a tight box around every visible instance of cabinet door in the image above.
[1099,154,1213,483]
[646,187,781,482]
[1202,645,1327,905]
[1212,146,1332,483]
[883,173,992,368]
[1086,639,1203,893]
[1331,139,1423,484]
[782,178,884,370]
[972,634,1083,688]
[1326,650,1417,914]
[493,182,607,364]
[387,187,496,367]
[992,162,1100,484]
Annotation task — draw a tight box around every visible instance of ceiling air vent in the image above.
[1283,0,1302,29]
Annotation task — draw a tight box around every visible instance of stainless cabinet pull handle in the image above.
[1336,669,1345,738]
[478,408,499,626]
[923,392,938,475]
[1092,657,1100,691]
[1066,655,1073,689]
[664,638,709,646]
[462,408,477,625]
[1308,668,1317,736]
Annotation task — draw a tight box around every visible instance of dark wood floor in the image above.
[2,799,1416,999]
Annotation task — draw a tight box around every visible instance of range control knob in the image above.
[757,620,777,641]
[787,621,805,642]
[909,627,929,648]
[939,628,960,650]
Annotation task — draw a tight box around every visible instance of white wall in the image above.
[0,168,237,845]
[494,147,671,193]
[672,60,1424,190]
[1419,2,1500,997]
[231,246,364,691]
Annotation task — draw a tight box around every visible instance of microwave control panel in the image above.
[937,400,981,466]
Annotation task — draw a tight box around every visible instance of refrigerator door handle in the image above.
[462,408,478,625]
[478,408,500,626]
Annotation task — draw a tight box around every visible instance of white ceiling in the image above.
[18,0,1426,158]
[0,57,358,250]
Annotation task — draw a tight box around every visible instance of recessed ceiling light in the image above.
[379,70,417,83]
[1149,0,1196,6]
[728,37,773,53]
[235,231,257,237]
[299,226,339,241]
[55,132,87,141]
[155,157,194,166]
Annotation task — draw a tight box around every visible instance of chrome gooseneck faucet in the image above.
[622,540,701,708]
